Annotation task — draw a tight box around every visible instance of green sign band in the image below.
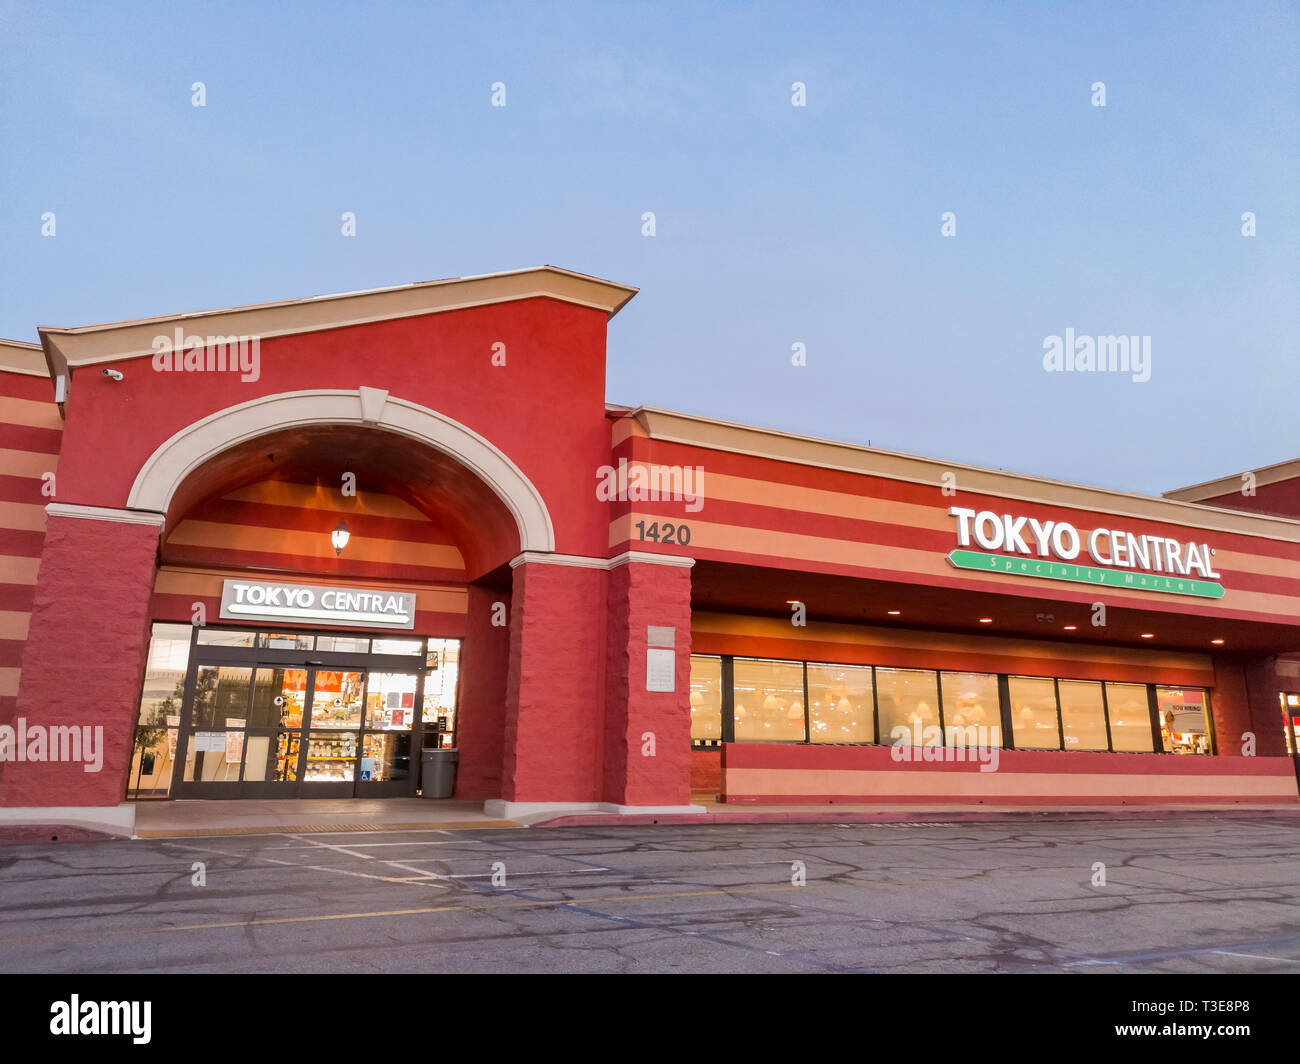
[947,550,1225,599]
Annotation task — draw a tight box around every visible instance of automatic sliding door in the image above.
[175,665,252,797]
[241,667,309,796]
[356,671,420,796]
[302,669,364,795]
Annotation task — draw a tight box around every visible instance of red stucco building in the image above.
[1,267,1297,834]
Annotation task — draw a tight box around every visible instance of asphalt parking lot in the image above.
[0,812,1297,973]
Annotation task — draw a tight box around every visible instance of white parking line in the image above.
[280,835,377,859]
[446,868,610,879]
[161,840,451,888]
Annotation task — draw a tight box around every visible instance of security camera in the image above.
[102,368,123,381]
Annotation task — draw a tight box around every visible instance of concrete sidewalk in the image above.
[4,796,1295,843]
[128,796,1300,838]
[132,798,520,838]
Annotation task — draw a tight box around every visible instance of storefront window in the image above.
[258,632,313,650]
[1009,676,1059,749]
[421,639,460,747]
[372,637,423,656]
[316,635,370,654]
[1058,680,1109,750]
[361,732,411,782]
[366,672,418,730]
[875,667,940,746]
[304,732,357,782]
[127,623,192,799]
[309,670,364,728]
[1105,682,1155,752]
[689,655,723,742]
[1283,694,1300,755]
[807,663,874,743]
[248,668,306,728]
[940,671,1002,747]
[196,628,256,647]
[1156,687,1212,754]
[183,665,250,782]
[733,658,806,742]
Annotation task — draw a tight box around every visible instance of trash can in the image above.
[420,747,458,798]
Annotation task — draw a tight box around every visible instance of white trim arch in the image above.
[127,388,555,552]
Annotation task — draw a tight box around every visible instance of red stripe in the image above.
[722,793,1292,805]
[0,528,44,557]
[633,437,1300,561]
[0,584,35,611]
[722,742,1293,776]
[0,638,24,668]
[692,632,1214,686]
[0,424,61,453]
[0,474,52,506]
[184,497,456,545]
[161,543,465,584]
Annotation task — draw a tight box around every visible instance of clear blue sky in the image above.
[1,1,1295,495]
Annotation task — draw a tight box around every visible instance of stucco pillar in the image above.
[499,558,606,803]
[602,556,694,807]
[1,508,162,808]
[1213,652,1289,757]
[453,583,511,799]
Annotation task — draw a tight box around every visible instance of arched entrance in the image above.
[123,390,552,802]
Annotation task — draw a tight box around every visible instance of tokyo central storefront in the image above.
[1,266,1298,833]
[129,622,461,800]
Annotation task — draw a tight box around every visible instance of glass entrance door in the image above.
[173,657,425,798]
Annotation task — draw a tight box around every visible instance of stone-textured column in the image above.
[602,556,694,807]
[453,583,511,799]
[1212,652,1289,757]
[1,509,161,808]
[1242,655,1289,757]
[500,558,606,803]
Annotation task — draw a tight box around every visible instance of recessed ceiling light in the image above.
[1063,625,1077,631]
[887,610,901,616]
[1211,638,1225,645]
[978,618,993,624]
[1140,633,1154,639]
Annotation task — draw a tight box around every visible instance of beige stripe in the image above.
[692,612,1213,676]
[0,555,40,584]
[0,611,30,641]
[0,668,18,698]
[0,396,61,431]
[0,448,58,479]
[610,417,647,447]
[167,520,464,569]
[629,461,1300,580]
[614,513,1300,620]
[223,481,430,521]
[153,567,468,615]
[0,501,46,533]
[727,766,1296,799]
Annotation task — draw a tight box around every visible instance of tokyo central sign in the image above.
[946,507,1226,599]
[219,580,417,629]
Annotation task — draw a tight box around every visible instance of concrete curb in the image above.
[531,805,1300,828]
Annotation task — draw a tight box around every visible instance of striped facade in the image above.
[0,346,60,722]
[154,478,469,637]
[0,267,1296,826]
